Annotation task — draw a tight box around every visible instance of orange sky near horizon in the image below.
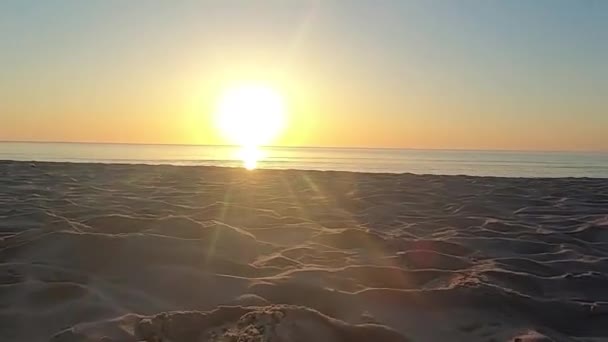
[2,68,604,151]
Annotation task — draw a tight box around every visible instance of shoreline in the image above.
[2,159,606,180]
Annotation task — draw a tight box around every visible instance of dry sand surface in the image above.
[1,161,608,342]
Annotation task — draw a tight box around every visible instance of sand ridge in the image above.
[1,161,607,341]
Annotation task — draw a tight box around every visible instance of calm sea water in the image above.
[1,142,607,178]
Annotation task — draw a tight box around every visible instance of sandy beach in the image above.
[1,160,607,341]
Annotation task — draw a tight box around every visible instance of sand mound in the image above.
[51,305,409,342]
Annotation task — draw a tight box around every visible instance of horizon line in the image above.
[0,139,606,154]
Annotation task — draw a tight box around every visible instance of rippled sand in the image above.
[1,161,607,341]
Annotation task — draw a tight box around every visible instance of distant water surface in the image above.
[1,142,606,178]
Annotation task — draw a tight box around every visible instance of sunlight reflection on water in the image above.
[237,146,264,170]
[1,142,606,177]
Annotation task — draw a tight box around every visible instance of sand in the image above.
[1,161,607,341]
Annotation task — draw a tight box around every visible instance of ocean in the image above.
[1,141,606,178]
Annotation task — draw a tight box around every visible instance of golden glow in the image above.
[214,83,287,169]
[214,83,286,148]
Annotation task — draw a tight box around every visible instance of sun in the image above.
[214,83,286,148]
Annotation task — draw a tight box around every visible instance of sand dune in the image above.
[1,161,607,341]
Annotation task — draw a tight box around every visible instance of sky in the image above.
[1,0,607,151]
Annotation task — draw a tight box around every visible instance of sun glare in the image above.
[214,83,286,169]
